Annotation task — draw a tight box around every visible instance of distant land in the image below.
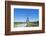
[14,21,39,27]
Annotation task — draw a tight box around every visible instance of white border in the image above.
[11,5,42,31]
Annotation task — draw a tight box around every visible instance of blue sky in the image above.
[14,8,39,22]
